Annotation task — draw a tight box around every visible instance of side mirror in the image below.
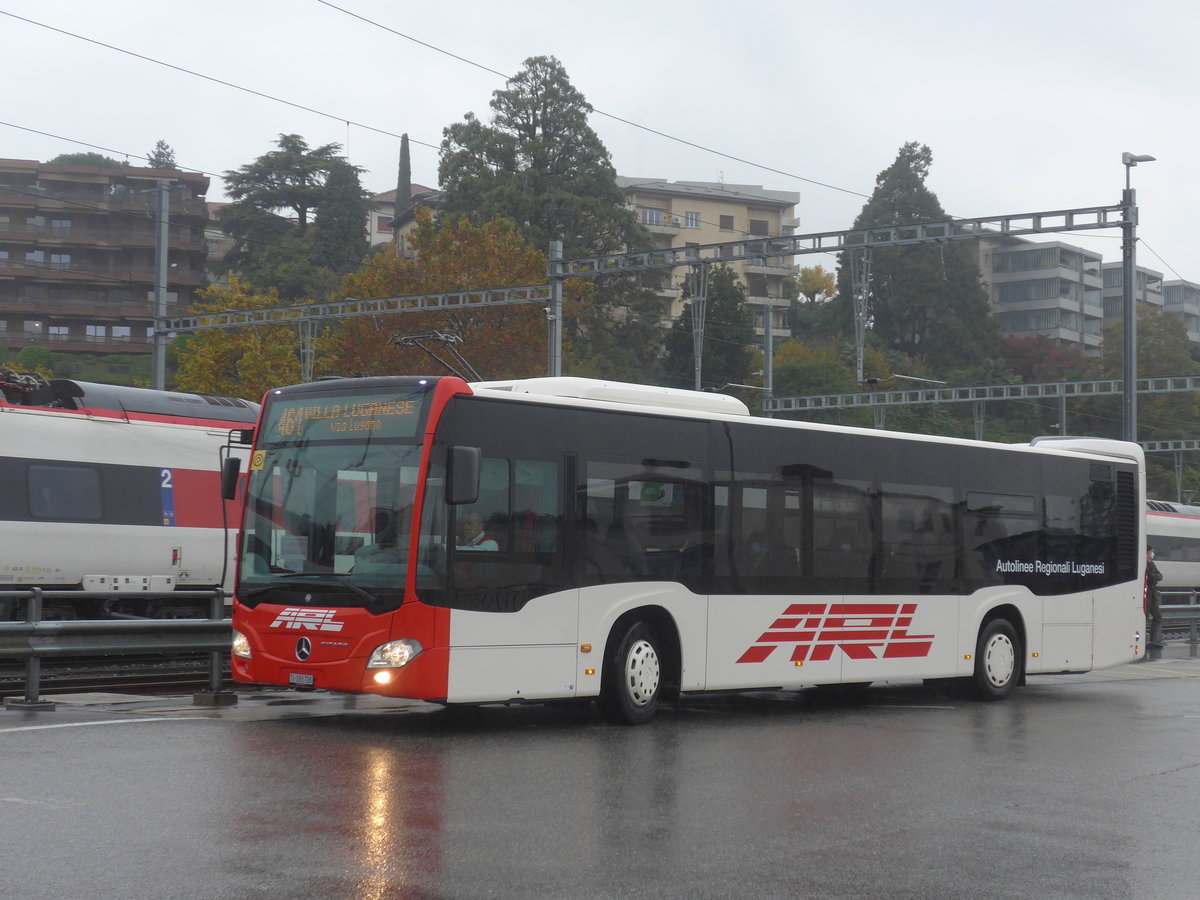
[446,445,481,505]
[221,456,242,501]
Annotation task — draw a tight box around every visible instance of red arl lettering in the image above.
[737,602,934,664]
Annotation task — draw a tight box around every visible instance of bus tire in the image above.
[971,618,1021,701]
[599,620,663,725]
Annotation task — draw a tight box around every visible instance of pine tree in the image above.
[313,158,371,276]
[146,140,177,169]
[438,56,662,381]
[835,142,998,372]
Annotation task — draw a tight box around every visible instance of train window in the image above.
[28,463,102,520]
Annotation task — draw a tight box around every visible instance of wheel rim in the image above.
[983,632,1016,688]
[624,638,660,708]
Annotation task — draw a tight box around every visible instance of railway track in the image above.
[0,655,228,698]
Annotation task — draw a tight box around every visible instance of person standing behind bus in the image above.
[458,512,498,551]
[1147,546,1164,649]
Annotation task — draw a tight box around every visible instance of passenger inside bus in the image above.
[457,512,498,551]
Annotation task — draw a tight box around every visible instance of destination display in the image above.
[262,392,426,445]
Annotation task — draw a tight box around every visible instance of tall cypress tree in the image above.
[395,133,412,218]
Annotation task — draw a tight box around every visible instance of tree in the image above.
[662,266,755,390]
[327,207,550,380]
[439,56,645,258]
[794,265,837,305]
[834,142,999,373]
[312,158,371,276]
[49,152,124,168]
[437,56,664,380]
[394,133,412,219]
[218,134,368,301]
[146,140,177,169]
[173,278,304,399]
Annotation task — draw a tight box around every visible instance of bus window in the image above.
[813,478,873,589]
[964,490,1038,586]
[880,483,956,594]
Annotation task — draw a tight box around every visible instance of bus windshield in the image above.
[236,383,440,610]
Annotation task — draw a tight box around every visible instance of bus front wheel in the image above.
[599,620,663,725]
[971,618,1021,701]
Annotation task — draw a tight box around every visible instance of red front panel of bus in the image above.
[232,599,452,699]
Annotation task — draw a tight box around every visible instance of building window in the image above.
[641,208,664,227]
[51,217,71,234]
[48,325,69,340]
[86,324,107,341]
[0,249,8,262]
[684,211,700,229]
[112,325,132,341]
[24,320,43,335]
[376,215,391,233]
[49,252,71,269]
[25,249,44,264]
[749,219,769,236]
[719,215,735,232]
[26,215,45,229]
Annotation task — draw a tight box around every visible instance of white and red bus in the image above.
[229,375,1147,723]
[0,371,258,619]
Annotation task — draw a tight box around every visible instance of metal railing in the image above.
[0,588,234,711]
[1159,589,1200,643]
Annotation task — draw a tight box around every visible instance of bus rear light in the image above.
[367,639,423,670]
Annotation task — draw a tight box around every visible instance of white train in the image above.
[0,370,259,619]
[1147,498,1200,593]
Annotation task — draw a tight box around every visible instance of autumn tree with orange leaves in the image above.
[327,207,551,380]
[173,278,306,400]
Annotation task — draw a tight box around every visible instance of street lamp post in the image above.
[1121,152,1155,444]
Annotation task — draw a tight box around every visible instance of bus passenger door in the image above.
[444,456,579,703]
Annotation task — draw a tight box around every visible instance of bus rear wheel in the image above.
[971,618,1021,701]
[599,621,662,725]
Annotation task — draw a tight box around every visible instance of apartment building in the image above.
[1101,261,1165,330]
[616,178,800,333]
[978,236,1106,355]
[1163,280,1200,343]
[375,185,440,253]
[0,159,209,365]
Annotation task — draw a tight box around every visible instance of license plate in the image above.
[288,673,315,687]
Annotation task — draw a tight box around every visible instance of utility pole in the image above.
[851,249,872,384]
[1121,152,1155,444]
[547,241,563,377]
[151,179,170,391]
[687,264,708,392]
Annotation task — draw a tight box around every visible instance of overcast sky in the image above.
[2,0,1194,279]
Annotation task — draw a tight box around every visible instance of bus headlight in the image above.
[231,629,252,660]
[367,639,423,669]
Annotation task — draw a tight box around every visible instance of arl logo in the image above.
[269,607,345,632]
[737,602,934,664]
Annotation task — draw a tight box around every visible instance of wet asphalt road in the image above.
[2,647,1200,899]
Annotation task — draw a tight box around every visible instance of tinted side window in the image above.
[29,464,103,520]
